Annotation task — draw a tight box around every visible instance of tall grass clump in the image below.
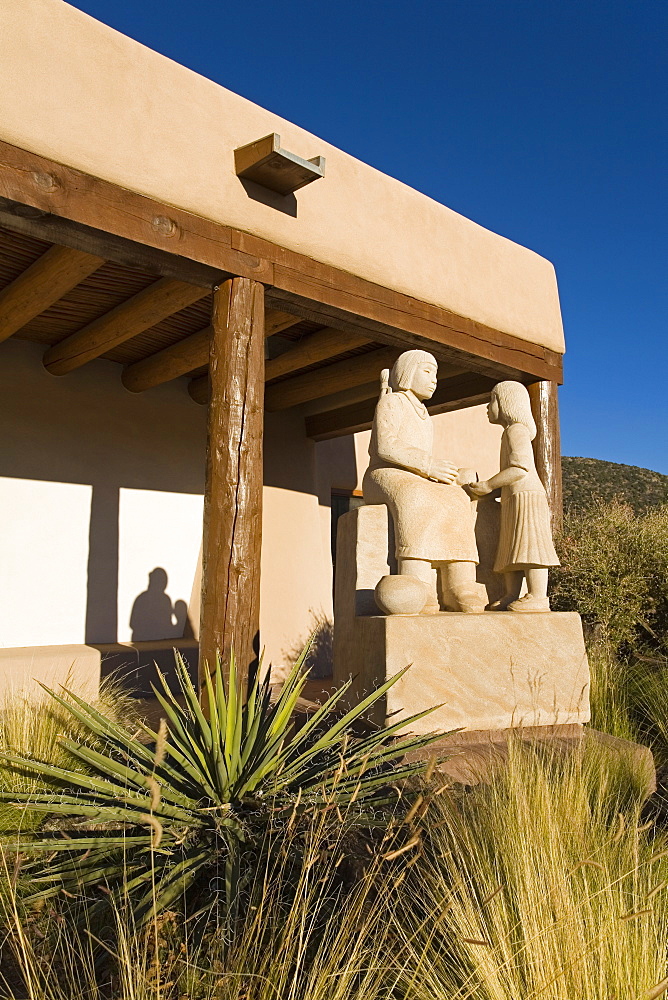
[0,677,143,833]
[391,740,668,999]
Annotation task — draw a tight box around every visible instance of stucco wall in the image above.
[0,0,564,353]
[0,339,206,649]
[0,339,341,669]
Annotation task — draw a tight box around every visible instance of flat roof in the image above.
[0,0,565,355]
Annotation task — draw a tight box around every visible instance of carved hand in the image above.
[429,459,459,485]
[464,480,492,497]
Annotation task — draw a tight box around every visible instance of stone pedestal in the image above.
[342,612,590,732]
[333,505,590,734]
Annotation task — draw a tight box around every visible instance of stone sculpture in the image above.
[464,380,560,612]
[362,350,483,613]
[333,368,590,736]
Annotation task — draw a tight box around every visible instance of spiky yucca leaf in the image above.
[0,647,445,925]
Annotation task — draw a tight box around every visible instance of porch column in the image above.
[528,380,563,531]
[199,278,265,685]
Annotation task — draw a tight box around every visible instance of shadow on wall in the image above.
[129,567,193,641]
[280,610,333,680]
[98,565,198,699]
[0,339,207,648]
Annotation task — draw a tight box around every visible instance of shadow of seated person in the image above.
[130,567,179,642]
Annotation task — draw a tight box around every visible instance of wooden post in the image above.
[528,380,563,530]
[199,278,265,687]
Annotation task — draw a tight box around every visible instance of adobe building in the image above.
[0,0,564,698]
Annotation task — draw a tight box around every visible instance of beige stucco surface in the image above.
[0,0,564,353]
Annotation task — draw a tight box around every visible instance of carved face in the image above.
[410,361,438,401]
[487,394,500,424]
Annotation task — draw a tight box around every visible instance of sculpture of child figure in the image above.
[464,380,560,612]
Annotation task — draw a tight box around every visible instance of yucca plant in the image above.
[0,648,444,928]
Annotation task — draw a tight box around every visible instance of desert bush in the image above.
[0,650,441,937]
[551,499,668,656]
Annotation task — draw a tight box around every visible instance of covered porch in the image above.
[0,137,562,691]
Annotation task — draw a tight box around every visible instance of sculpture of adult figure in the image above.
[362,350,482,613]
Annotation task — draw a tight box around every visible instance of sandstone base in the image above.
[339,612,590,733]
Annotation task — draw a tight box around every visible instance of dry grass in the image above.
[0,678,143,832]
[2,735,667,999]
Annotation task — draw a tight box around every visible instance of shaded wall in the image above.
[0,338,206,648]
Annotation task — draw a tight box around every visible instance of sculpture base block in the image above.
[339,612,590,733]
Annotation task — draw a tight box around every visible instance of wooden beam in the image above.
[199,278,264,683]
[265,310,301,337]
[302,380,379,416]
[266,285,563,385]
[188,374,210,405]
[121,309,301,392]
[43,278,209,375]
[0,244,104,343]
[265,346,400,411]
[122,325,211,393]
[191,343,382,407]
[0,139,563,384]
[265,327,370,381]
[305,372,495,441]
[239,223,564,383]
[528,380,563,530]
[0,140,273,285]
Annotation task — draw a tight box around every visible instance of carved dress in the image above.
[362,391,478,563]
[494,422,560,573]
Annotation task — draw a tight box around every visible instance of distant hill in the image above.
[562,457,668,513]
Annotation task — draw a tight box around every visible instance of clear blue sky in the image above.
[70,0,667,473]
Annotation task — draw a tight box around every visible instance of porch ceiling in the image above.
[0,137,563,440]
[0,223,394,407]
[0,221,498,438]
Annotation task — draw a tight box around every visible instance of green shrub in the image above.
[0,650,441,933]
[551,499,668,656]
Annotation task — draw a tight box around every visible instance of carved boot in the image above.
[452,591,486,614]
[507,594,551,613]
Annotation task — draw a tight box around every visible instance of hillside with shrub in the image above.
[563,456,668,512]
